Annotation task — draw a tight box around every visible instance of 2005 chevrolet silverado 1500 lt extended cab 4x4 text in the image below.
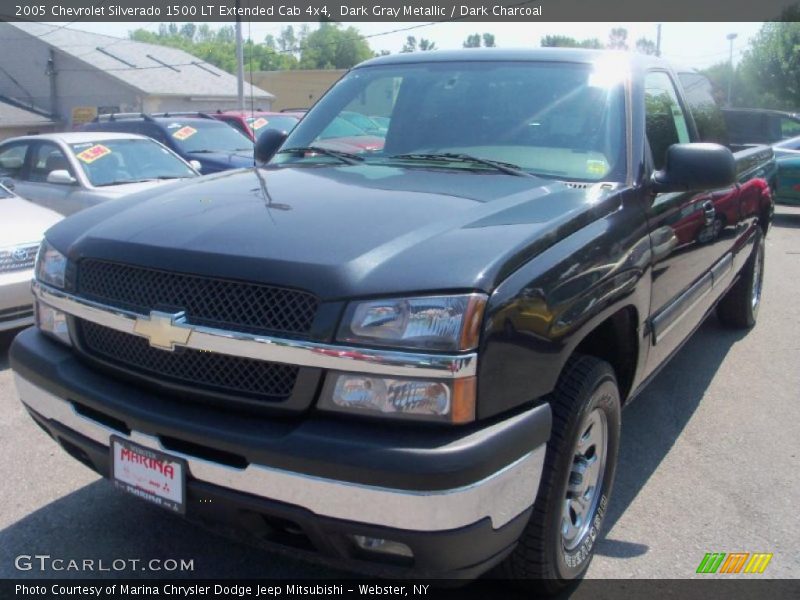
[10,49,774,591]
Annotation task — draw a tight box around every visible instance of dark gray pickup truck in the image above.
[11,49,774,591]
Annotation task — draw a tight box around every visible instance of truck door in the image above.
[643,71,739,368]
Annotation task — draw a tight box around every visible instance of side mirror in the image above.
[189,160,203,173]
[46,170,77,185]
[255,129,288,164]
[651,143,735,194]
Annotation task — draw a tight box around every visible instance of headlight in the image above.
[319,372,476,424]
[336,293,487,351]
[35,239,67,289]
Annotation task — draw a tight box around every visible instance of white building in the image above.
[0,22,274,129]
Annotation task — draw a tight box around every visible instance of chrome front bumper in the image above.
[14,373,546,532]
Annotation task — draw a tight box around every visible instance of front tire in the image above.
[498,355,621,594]
[716,231,765,329]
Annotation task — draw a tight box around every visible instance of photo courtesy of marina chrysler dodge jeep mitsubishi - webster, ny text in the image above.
[10,49,774,592]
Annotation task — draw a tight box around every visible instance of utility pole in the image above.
[235,0,245,112]
[656,24,662,57]
[726,32,738,107]
[46,48,58,119]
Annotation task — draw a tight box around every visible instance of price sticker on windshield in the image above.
[250,117,269,130]
[76,144,112,164]
[172,126,198,141]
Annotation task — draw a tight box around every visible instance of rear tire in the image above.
[497,355,621,594]
[716,231,765,329]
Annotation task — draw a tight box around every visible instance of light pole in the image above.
[727,33,738,107]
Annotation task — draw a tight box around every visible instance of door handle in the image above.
[702,200,715,226]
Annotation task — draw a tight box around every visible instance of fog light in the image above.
[319,372,476,424]
[352,535,413,558]
[36,301,71,346]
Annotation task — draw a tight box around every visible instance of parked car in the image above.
[0,132,198,215]
[212,110,301,142]
[339,110,388,136]
[0,183,61,331]
[771,135,800,205]
[722,107,800,145]
[313,116,385,153]
[82,113,255,174]
[10,49,774,592]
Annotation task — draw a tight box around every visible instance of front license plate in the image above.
[110,436,186,514]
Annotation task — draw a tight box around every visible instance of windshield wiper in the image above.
[389,153,535,178]
[95,177,181,187]
[277,146,364,165]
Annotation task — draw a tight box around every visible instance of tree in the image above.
[635,37,657,55]
[697,62,732,107]
[277,26,296,53]
[733,20,800,109]
[541,35,603,49]
[299,23,374,69]
[129,23,300,73]
[463,33,496,48]
[419,39,437,51]
[608,28,628,50]
[401,36,417,53]
[463,33,481,48]
[179,23,196,40]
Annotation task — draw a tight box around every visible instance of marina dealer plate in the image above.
[110,436,186,514]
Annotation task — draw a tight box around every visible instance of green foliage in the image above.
[733,21,800,109]
[540,29,651,52]
[129,22,375,73]
[635,38,657,55]
[463,33,482,48]
[541,35,604,49]
[419,39,437,51]
[462,33,497,48]
[697,62,733,107]
[608,28,629,50]
[297,23,374,69]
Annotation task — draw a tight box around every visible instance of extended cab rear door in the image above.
[643,70,741,368]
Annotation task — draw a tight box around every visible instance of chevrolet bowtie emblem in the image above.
[132,311,191,351]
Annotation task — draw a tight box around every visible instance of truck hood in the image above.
[49,166,620,299]
[91,178,193,197]
[1,195,62,246]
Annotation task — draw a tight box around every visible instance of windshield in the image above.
[273,60,627,182]
[164,120,254,153]
[249,115,299,136]
[319,117,373,139]
[70,139,196,187]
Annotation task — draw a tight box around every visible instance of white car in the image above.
[0,184,62,331]
[0,132,199,216]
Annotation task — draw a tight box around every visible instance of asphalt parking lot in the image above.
[1,206,798,583]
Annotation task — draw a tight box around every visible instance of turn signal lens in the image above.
[319,372,476,424]
[36,301,71,347]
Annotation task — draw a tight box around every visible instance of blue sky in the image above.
[63,21,763,70]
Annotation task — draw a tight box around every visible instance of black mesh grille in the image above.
[78,320,299,402]
[77,260,318,337]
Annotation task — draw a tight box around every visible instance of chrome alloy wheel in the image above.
[751,239,764,312]
[561,408,608,551]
